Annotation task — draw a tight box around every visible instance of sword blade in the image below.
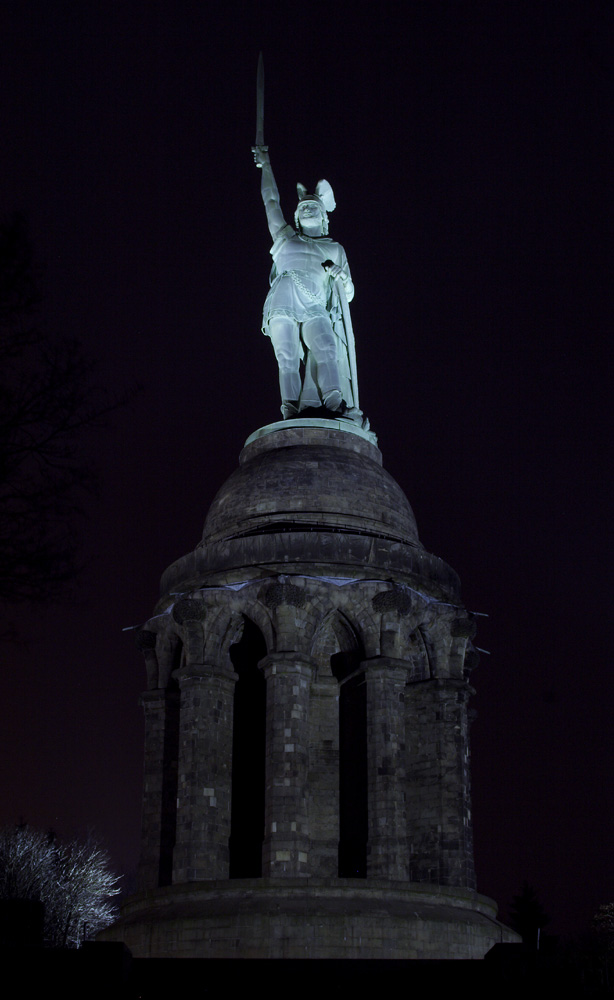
[255,51,265,147]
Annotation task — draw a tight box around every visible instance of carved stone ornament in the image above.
[134,629,157,651]
[172,598,207,625]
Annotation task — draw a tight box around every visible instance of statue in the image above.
[252,57,362,423]
[253,149,360,420]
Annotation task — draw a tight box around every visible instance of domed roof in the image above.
[202,422,420,547]
[159,420,461,601]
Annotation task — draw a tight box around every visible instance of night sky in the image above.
[1,1,612,940]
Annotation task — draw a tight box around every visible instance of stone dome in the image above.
[160,420,460,602]
[202,421,420,547]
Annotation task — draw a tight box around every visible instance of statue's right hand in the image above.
[252,145,270,168]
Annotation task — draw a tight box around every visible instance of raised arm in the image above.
[253,146,287,241]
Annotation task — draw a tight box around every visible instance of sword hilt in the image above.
[252,144,269,168]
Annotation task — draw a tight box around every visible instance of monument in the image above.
[100,62,516,959]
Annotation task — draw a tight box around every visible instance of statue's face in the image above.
[298,201,323,229]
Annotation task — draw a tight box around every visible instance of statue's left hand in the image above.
[322,262,348,282]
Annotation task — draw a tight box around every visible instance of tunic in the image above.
[262,225,353,332]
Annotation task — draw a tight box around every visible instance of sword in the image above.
[252,52,268,160]
[335,279,360,411]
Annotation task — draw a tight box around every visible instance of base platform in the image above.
[100,879,518,959]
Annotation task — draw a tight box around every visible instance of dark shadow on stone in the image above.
[157,686,179,888]
[229,618,267,878]
[292,403,346,419]
[338,672,368,878]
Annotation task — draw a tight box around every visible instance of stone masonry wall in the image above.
[134,575,478,891]
[405,678,476,889]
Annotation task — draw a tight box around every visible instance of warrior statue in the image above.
[252,58,360,421]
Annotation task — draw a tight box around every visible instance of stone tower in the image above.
[104,417,516,958]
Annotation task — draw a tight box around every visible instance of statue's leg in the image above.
[299,351,320,410]
[268,317,301,417]
[302,318,342,411]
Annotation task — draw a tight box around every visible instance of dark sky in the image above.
[1,0,612,940]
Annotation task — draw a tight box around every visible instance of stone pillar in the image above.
[307,673,340,876]
[405,677,476,889]
[261,653,313,876]
[364,658,410,880]
[137,688,179,891]
[173,662,237,883]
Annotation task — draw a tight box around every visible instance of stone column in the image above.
[260,653,313,877]
[364,657,410,881]
[307,673,340,876]
[172,662,237,883]
[405,677,476,889]
[137,688,179,891]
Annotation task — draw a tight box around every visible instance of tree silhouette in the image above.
[0,823,120,947]
[590,903,614,990]
[509,881,551,949]
[593,902,614,952]
[0,214,122,618]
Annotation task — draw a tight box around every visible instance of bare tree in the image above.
[509,880,552,950]
[0,214,124,616]
[0,823,120,947]
[592,902,614,988]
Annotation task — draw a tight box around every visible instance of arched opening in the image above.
[311,612,368,878]
[229,617,266,878]
[333,654,368,878]
[158,640,182,887]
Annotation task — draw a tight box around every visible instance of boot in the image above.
[322,388,343,412]
[281,400,299,420]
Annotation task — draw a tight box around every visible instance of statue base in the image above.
[245,414,377,449]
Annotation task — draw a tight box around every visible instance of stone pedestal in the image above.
[101,420,517,958]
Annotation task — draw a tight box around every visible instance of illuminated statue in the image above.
[253,145,360,421]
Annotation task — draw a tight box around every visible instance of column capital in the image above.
[259,652,315,680]
[176,662,238,685]
[430,676,476,698]
[361,656,410,678]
